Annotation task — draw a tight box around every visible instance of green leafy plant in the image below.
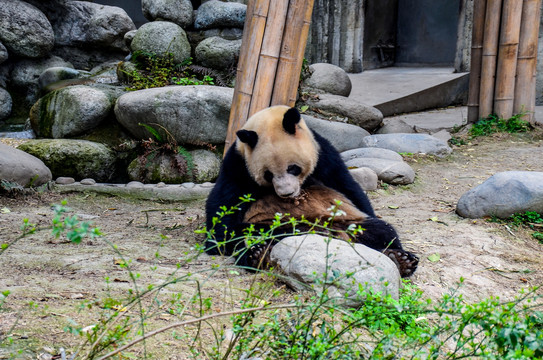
[491,211,543,244]
[123,52,227,91]
[470,113,532,138]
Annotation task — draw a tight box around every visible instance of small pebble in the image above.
[80,178,96,185]
[126,181,144,188]
[181,182,195,189]
[55,177,75,185]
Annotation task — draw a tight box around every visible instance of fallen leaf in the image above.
[388,205,399,209]
[1,207,10,214]
[428,253,441,262]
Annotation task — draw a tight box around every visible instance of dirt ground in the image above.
[1,129,543,359]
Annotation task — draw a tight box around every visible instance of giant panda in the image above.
[205,105,418,277]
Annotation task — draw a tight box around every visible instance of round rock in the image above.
[142,0,193,28]
[0,42,8,64]
[130,21,191,64]
[0,142,52,187]
[0,87,12,121]
[341,147,404,163]
[17,139,117,182]
[304,63,352,97]
[270,234,400,304]
[456,171,543,219]
[0,0,55,58]
[375,119,416,134]
[304,93,383,131]
[345,158,415,185]
[194,0,247,30]
[361,133,452,157]
[349,167,378,191]
[195,36,242,70]
[115,85,234,145]
[304,115,370,152]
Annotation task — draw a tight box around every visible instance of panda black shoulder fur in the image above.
[205,105,418,277]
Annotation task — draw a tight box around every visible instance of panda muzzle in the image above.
[272,175,301,198]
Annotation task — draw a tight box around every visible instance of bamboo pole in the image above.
[248,0,289,117]
[467,0,488,123]
[493,0,523,119]
[478,0,503,119]
[271,0,315,106]
[513,0,542,122]
[224,0,270,153]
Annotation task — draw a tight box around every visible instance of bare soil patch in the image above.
[1,131,543,358]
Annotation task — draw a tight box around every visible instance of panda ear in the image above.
[237,129,258,148]
[282,107,301,135]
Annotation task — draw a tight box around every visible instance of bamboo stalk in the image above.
[478,0,503,119]
[513,0,542,122]
[467,0,488,123]
[493,0,523,119]
[248,0,289,116]
[224,0,270,153]
[271,0,315,107]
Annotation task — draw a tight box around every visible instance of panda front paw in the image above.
[246,242,274,270]
[383,249,419,278]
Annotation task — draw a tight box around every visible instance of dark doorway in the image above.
[395,0,461,66]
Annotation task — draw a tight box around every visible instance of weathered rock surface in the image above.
[127,149,220,184]
[376,119,416,134]
[142,0,193,28]
[186,28,244,47]
[303,63,352,97]
[270,235,400,303]
[38,67,83,92]
[349,167,378,191]
[0,0,55,58]
[304,115,370,152]
[130,21,191,64]
[0,87,12,121]
[10,56,73,108]
[17,139,117,182]
[345,158,415,185]
[361,134,452,157]
[0,42,8,64]
[115,85,234,145]
[195,36,242,70]
[456,171,543,219]
[340,147,404,163]
[194,0,247,30]
[0,142,52,187]
[30,85,121,139]
[304,94,383,131]
[47,1,135,51]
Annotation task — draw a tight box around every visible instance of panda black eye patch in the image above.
[287,164,302,176]
[264,170,274,182]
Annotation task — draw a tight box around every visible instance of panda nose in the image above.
[273,175,300,198]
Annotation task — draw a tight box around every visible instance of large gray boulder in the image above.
[29,85,120,139]
[142,0,193,28]
[304,115,370,152]
[17,139,117,182]
[48,1,135,52]
[10,56,73,109]
[0,0,54,58]
[345,158,415,185]
[127,149,220,184]
[130,21,191,64]
[361,133,452,157]
[115,85,234,145]
[194,0,247,30]
[349,167,378,191]
[304,94,383,131]
[270,235,400,303]
[0,143,52,187]
[303,63,352,97]
[0,87,12,121]
[457,171,543,219]
[195,36,242,70]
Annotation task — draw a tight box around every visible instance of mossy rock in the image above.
[17,139,117,182]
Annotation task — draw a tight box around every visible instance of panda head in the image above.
[236,105,319,198]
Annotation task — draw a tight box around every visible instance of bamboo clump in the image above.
[224,0,315,153]
[468,0,542,123]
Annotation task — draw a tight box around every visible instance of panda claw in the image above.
[383,249,419,278]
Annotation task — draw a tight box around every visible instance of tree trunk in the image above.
[467,0,488,123]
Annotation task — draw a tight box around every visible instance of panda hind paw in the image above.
[247,243,273,270]
[383,249,419,278]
